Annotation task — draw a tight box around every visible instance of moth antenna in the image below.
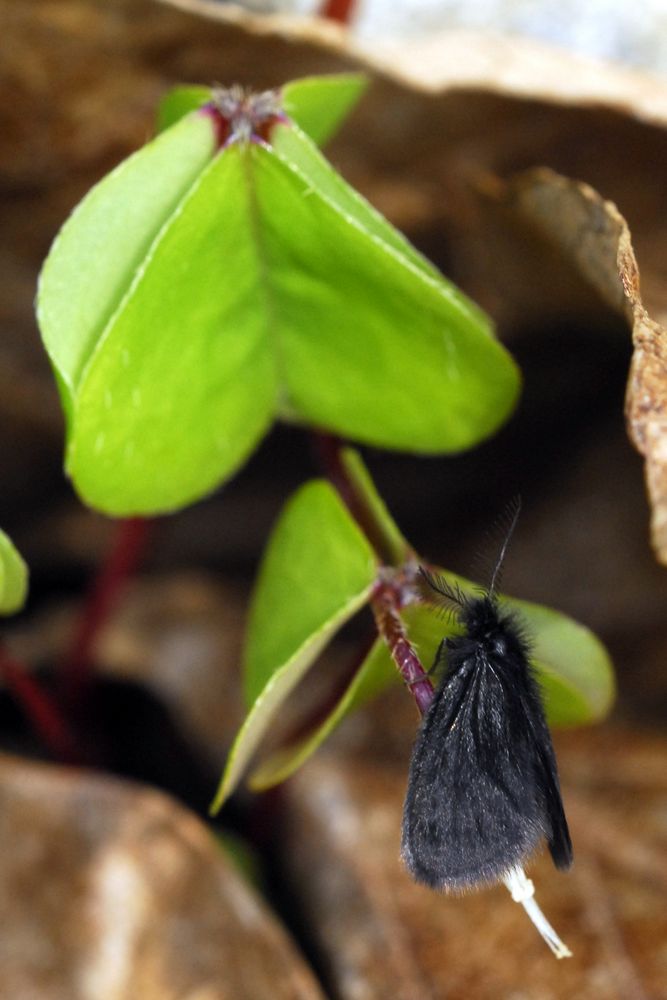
[419,567,466,616]
[503,867,572,959]
[488,495,522,598]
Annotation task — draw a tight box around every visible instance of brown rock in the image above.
[0,753,325,1000]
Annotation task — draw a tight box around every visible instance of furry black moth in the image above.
[401,498,573,956]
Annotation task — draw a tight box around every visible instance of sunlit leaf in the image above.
[38,83,518,516]
[251,125,520,453]
[156,85,212,132]
[37,111,217,420]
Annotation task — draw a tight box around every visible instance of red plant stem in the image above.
[0,648,79,762]
[320,0,357,24]
[61,517,152,709]
[371,575,435,716]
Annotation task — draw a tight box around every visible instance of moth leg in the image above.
[425,638,448,677]
[405,641,444,701]
[405,640,446,692]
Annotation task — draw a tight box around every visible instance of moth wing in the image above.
[520,692,573,869]
[401,652,546,891]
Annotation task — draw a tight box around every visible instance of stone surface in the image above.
[0,753,325,1000]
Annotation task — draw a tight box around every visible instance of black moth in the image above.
[401,501,573,892]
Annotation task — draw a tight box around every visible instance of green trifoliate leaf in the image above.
[38,83,519,515]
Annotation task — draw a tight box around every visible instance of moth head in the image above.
[461,596,528,656]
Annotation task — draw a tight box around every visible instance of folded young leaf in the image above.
[210,479,377,811]
[0,530,28,615]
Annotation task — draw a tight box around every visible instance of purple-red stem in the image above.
[370,575,435,716]
[0,647,79,762]
[320,0,357,24]
[60,517,152,710]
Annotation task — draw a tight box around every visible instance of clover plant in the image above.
[35,73,614,811]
